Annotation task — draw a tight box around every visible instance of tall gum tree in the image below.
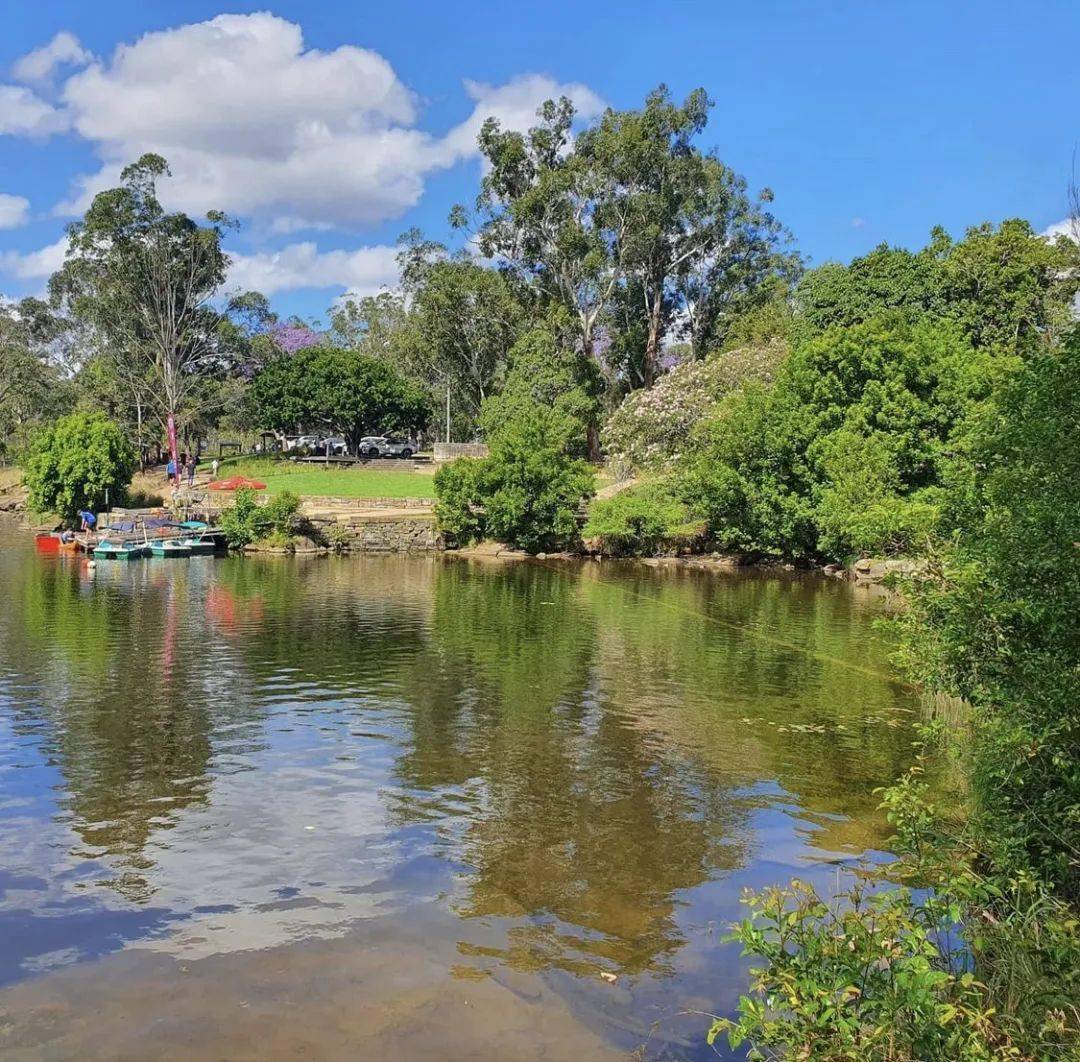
[50,154,230,482]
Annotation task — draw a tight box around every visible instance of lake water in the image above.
[0,521,918,1059]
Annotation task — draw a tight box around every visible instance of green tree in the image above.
[435,405,594,553]
[395,234,524,432]
[470,97,624,364]
[249,346,429,453]
[478,324,603,457]
[794,221,1079,356]
[0,297,72,455]
[900,332,1080,896]
[24,411,136,519]
[50,154,231,478]
[327,290,408,363]
[683,319,991,559]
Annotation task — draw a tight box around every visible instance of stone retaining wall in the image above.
[433,442,488,462]
[309,512,442,552]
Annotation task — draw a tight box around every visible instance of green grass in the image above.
[214,455,436,500]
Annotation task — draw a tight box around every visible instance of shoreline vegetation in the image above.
[3,81,1077,1059]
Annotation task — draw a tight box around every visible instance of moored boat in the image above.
[150,538,192,558]
[93,538,149,560]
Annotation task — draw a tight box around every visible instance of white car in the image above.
[360,436,416,459]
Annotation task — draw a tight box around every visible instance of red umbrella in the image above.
[208,475,267,491]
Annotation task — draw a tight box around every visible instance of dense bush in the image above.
[683,318,994,560]
[721,334,1080,1059]
[582,479,694,555]
[602,343,787,471]
[219,488,302,548]
[719,751,1080,1059]
[434,406,594,553]
[24,411,136,520]
[479,325,603,458]
[897,334,1080,898]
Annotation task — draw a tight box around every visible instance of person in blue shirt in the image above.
[78,510,97,532]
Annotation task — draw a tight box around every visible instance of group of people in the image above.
[165,452,218,486]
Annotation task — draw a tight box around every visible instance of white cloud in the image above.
[47,13,603,228]
[12,31,92,85]
[0,193,30,229]
[0,235,69,280]
[0,84,67,137]
[1041,217,1076,241]
[226,242,399,297]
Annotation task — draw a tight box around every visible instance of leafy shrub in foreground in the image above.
[24,411,136,520]
[583,480,692,555]
[219,488,302,548]
[434,406,594,553]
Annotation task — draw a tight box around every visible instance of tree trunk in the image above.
[641,287,665,388]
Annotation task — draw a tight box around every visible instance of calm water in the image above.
[0,521,918,1060]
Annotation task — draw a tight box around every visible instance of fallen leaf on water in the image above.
[599,971,618,983]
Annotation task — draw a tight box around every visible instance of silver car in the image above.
[361,436,416,459]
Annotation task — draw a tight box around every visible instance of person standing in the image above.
[187,452,198,486]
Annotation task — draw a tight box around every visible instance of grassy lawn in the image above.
[215,455,436,499]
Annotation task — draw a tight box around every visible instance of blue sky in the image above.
[1,1,1077,322]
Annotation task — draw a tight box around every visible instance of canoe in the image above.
[93,538,149,560]
[150,538,192,558]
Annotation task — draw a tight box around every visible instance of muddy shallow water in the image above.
[0,523,916,1059]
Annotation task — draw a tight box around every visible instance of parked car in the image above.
[285,434,320,452]
[360,436,416,459]
[312,436,349,456]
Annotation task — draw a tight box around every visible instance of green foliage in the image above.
[897,334,1080,898]
[722,334,1080,1061]
[716,878,1008,1060]
[468,85,799,386]
[794,222,1079,354]
[24,411,135,519]
[49,154,231,448]
[433,457,487,544]
[683,319,992,559]
[479,324,603,457]
[719,748,1080,1061]
[602,342,787,472]
[218,487,302,548]
[0,297,73,455]
[583,480,692,556]
[435,406,594,553]
[249,345,429,452]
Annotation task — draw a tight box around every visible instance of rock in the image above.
[535,552,547,560]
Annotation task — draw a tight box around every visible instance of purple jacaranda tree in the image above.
[271,324,323,353]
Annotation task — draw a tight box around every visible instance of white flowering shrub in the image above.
[602,343,787,471]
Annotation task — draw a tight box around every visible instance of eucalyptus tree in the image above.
[50,153,230,478]
[395,231,524,433]
[327,290,408,362]
[586,86,798,370]
[467,98,627,363]
[0,297,72,452]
